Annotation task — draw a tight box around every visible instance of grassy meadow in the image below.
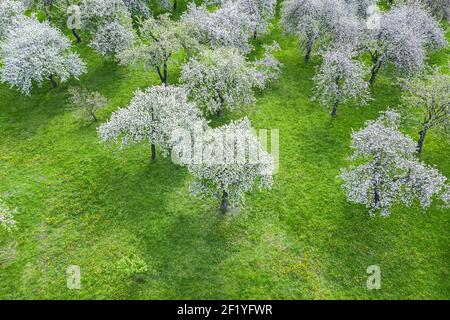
[0,2,449,299]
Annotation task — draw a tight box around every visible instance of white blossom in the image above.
[181,47,279,117]
[0,17,87,95]
[181,2,254,53]
[0,0,25,38]
[391,0,450,20]
[441,185,450,208]
[187,118,274,210]
[364,1,446,83]
[340,110,448,216]
[68,86,108,122]
[235,0,276,38]
[160,0,179,11]
[401,66,450,153]
[118,14,191,85]
[80,0,136,56]
[423,0,450,20]
[281,0,363,61]
[80,0,129,29]
[122,0,151,18]
[344,0,376,18]
[253,42,283,87]
[282,0,327,61]
[0,200,17,232]
[90,20,135,58]
[98,85,204,159]
[313,46,370,116]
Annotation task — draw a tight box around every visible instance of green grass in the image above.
[0,4,449,299]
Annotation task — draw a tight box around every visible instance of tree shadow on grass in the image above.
[46,139,238,298]
[73,143,249,298]
[0,81,70,139]
[129,206,237,299]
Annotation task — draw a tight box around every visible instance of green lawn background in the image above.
[0,1,449,299]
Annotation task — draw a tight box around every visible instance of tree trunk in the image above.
[72,29,82,43]
[305,37,314,62]
[173,0,177,12]
[49,75,57,88]
[151,143,156,161]
[374,188,380,209]
[90,112,97,122]
[369,67,377,85]
[253,29,258,40]
[369,59,383,85]
[331,77,340,116]
[157,65,167,85]
[220,191,229,212]
[156,66,164,84]
[373,155,382,211]
[417,128,428,154]
[217,92,225,118]
[331,98,339,116]
[45,1,53,21]
[163,63,167,86]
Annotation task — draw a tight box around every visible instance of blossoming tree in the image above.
[236,0,276,39]
[180,46,281,117]
[340,110,448,216]
[364,2,446,84]
[119,14,191,85]
[313,46,370,116]
[282,0,362,62]
[401,67,450,154]
[90,20,135,58]
[181,2,254,53]
[187,118,274,212]
[98,85,204,161]
[81,0,135,54]
[0,17,86,95]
